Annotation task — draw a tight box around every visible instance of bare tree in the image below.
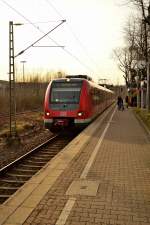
[113,17,140,86]
[129,0,149,20]
[114,47,132,86]
[113,2,149,86]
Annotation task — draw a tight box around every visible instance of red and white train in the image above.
[44,75,114,131]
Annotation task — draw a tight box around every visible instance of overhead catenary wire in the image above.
[23,20,64,25]
[0,0,62,46]
[15,20,66,58]
[0,0,95,74]
[45,0,101,73]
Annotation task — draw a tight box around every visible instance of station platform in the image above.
[0,105,150,225]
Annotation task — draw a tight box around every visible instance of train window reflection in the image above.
[51,87,81,103]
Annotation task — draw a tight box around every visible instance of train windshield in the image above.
[50,81,82,104]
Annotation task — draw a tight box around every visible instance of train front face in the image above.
[44,78,90,131]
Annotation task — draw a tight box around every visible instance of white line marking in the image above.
[80,107,116,179]
[55,107,116,225]
[55,198,76,225]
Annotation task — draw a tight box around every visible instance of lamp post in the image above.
[135,74,140,108]
[140,80,146,108]
[20,60,26,82]
[144,4,150,111]
[138,60,146,109]
[146,51,150,111]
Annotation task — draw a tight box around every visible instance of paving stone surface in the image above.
[23,109,150,225]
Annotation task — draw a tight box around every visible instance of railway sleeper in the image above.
[6,173,32,178]
[30,156,49,161]
[40,151,56,154]
[12,168,38,173]
[0,186,18,190]
[34,153,55,157]
[0,194,11,198]
[7,170,37,176]
[21,164,42,168]
[0,179,25,183]
[24,160,46,165]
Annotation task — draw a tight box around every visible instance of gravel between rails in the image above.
[0,128,53,169]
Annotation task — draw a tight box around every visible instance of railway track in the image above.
[0,131,77,204]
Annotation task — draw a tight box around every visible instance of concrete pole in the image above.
[141,87,144,108]
[146,59,150,111]
[135,71,141,108]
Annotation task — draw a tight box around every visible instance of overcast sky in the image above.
[0,0,133,84]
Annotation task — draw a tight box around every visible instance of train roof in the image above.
[65,74,93,81]
[51,77,114,93]
[89,80,114,93]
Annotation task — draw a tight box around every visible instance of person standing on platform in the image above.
[117,96,124,111]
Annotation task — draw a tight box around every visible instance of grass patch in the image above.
[133,108,150,130]
[28,112,43,122]
[0,122,35,138]
[0,112,43,138]
[16,121,35,132]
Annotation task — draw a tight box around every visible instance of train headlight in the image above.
[78,112,83,116]
[46,112,50,116]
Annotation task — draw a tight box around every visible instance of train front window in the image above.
[51,87,81,103]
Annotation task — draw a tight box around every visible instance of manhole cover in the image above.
[66,180,99,196]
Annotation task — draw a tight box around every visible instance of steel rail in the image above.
[0,131,77,204]
[0,134,58,173]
